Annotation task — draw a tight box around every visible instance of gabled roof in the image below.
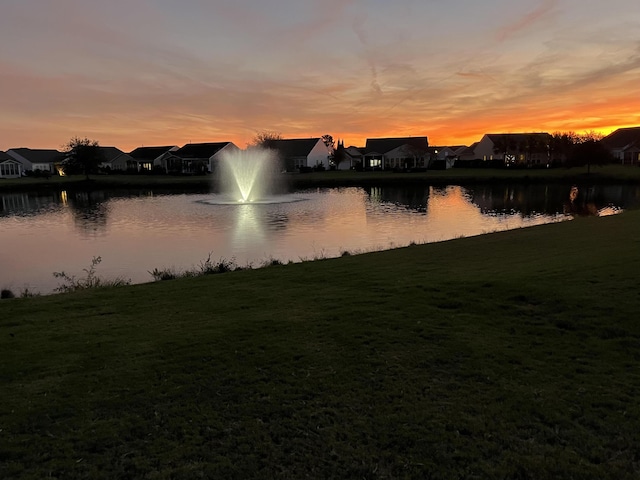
[7,148,64,163]
[129,146,178,160]
[269,138,323,158]
[484,133,551,144]
[601,127,640,150]
[0,151,16,162]
[344,146,365,156]
[99,147,129,163]
[365,137,428,155]
[455,143,478,157]
[174,142,233,159]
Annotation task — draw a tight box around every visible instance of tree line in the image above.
[59,130,614,179]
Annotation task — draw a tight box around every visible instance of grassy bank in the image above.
[1,210,640,478]
[1,164,640,192]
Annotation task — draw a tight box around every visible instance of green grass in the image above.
[2,164,640,192]
[2,211,640,478]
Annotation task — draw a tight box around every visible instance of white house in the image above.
[98,147,137,172]
[474,133,551,166]
[339,145,365,170]
[429,145,467,169]
[128,146,179,172]
[601,127,640,165]
[363,137,429,170]
[171,142,240,174]
[0,152,23,178]
[6,148,65,175]
[269,138,330,172]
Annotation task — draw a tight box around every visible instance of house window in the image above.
[1,162,20,176]
[142,162,152,171]
[370,159,381,168]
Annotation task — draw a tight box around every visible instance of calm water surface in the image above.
[1,184,636,294]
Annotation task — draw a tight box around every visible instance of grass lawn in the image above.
[1,210,640,478]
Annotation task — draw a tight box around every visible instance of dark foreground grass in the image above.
[1,211,640,479]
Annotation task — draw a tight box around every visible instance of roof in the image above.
[268,138,323,158]
[456,146,476,156]
[601,127,640,150]
[484,133,551,144]
[7,148,64,163]
[365,137,429,155]
[0,151,16,162]
[99,147,129,163]
[344,146,365,156]
[174,142,233,159]
[129,146,177,160]
[454,145,475,155]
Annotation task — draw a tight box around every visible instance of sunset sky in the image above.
[1,0,639,152]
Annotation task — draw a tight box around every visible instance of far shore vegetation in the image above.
[1,209,639,478]
[1,164,640,193]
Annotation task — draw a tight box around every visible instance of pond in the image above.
[1,183,637,295]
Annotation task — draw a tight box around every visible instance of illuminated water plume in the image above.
[219,148,277,203]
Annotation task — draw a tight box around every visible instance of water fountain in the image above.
[202,148,302,205]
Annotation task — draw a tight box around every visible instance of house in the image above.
[98,147,137,172]
[429,146,466,169]
[267,138,329,172]
[6,148,65,175]
[474,133,551,166]
[363,136,429,170]
[170,142,240,174]
[0,151,23,178]
[341,145,365,170]
[128,146,179,172]
[601,127,640,165]
[458,143,479,161]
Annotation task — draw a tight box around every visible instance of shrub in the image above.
[53,256,130,293]
[198,253,237,274]
[148,267,180,281]
[20,287,40,298]
[1,289,15,299]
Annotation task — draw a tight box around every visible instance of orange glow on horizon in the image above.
[4,119,638,154]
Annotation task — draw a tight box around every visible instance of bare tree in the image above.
[569,132,611,175]
[248,131,282,149]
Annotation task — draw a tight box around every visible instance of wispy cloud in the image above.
[0,0,639,150]
[495,0,559,42]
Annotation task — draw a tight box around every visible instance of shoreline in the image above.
[1,165,640,193]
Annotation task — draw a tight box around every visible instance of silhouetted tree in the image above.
[520,134,549,166]
[568,133,613,175]
[332,140,347,169]
[321,134,336,168]
[492,135,517,164]
[550,131,579,164]
[62,137,104,179]
[321,134,335,151]
[248,131,282,149]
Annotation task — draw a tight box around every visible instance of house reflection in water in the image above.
[0,192,60,216]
